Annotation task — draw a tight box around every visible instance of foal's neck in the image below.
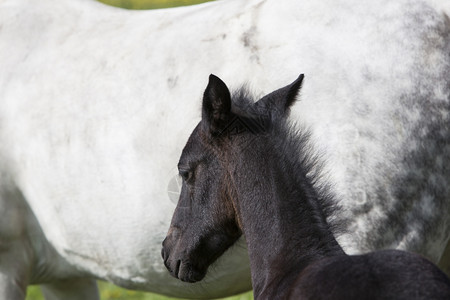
[231,136,344,298]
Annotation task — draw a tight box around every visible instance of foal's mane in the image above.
[226,86,343,236]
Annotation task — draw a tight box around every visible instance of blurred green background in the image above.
[27,281,253,300]
[25,0,253,299]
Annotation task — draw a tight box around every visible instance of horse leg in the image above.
[438,239,450,276]
[0,180,35,300]
[0,239,32,300]
[40,278,99,300]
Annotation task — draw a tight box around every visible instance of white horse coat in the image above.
[0,0,449,299]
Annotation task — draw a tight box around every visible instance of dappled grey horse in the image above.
[0,0,449,299]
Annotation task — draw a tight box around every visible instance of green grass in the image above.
[24,1,250,299]
[26,282,253,300]
[97,0,215,10]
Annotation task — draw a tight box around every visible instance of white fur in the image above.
[0,0,449,299]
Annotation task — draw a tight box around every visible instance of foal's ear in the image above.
[256,74,304,117]
[202,74,232,135]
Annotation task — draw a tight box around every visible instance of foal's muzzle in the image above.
[161,231,207,283]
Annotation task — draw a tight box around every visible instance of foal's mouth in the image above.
[171,259,206,283]
[178,260,206,283]
[161,247,207,283]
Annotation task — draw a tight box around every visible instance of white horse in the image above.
[0,0,449,299]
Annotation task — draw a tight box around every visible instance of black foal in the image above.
[162,74,450,299]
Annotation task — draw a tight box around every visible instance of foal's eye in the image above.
[179,169,193,182]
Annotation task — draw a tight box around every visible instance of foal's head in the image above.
[162,74,304,282]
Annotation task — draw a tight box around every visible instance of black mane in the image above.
[228,86,343,237]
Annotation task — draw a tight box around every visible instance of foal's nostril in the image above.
[164,258,172,272]
[162,250,170,268]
